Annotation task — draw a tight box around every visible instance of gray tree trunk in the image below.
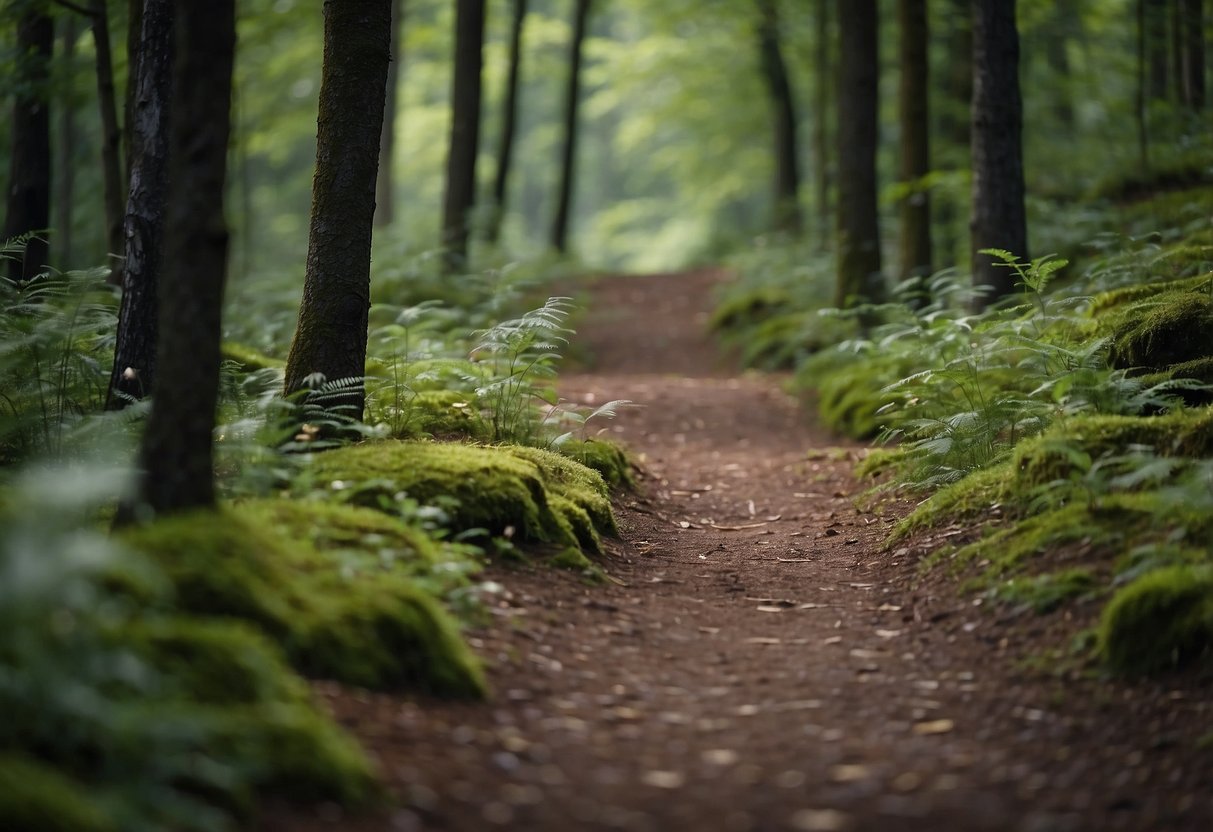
[487,0,528,245]
[897,0,932,286]
[757,0,802,236]
[551,0,591,254]
[440,0,485,272]
[374,0,403,227]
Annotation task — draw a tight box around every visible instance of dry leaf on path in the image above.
[790,808,852,831]
[709,521,770,531]
[913,719,955,735]
[641,770,685,789]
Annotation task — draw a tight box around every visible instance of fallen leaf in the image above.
[756,605,787,613]
[709,522,770,531]
[875,629,902,639]
[829,764,871,783]
[641,770,685,789]
[822,636,843,645]
[790,808,851,831]
[913,719,955,735]
[877,603,903,612]
[745,637,782,645]
[701,749,740,766]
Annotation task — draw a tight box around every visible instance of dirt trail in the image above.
[271,271,1210,832]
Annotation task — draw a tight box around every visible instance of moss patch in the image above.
[890,462,1014,543]
[1099,566,1213,675]
[0,755,113,832]
[557,438,634,489]
[221,342,285,371]
[1108,293,1213,372]
[373,388,493,441]
[119,509,485,697]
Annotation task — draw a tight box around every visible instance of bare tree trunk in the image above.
[440,0,486,272]
[812,1,832,249]
[54,14,78,269]
[757,0,802,236]
[551,0,591,254]
[4,7,54,282]
[1147,0,1170,100]
[936,0,971,268]
[107,0,173,409]
[1139,0,1152,173]
[897,0,931,286]
[834,0,883,311]
[125,0,144,169]
[284,0,392,421]
[126,0,236,520]
[88,0,126,283]
[1182,0,1205,109]
[374,0,404,227]
[970,0,1027,310]
[487,0,528,245]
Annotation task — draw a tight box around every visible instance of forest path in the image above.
[272,271,1209,832]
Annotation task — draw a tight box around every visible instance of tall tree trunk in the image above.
[1147,0,1170,100]
[1172,0,1185,102]
[441,0,485,272]
[88,0,126,282]
[4,6,54,282]
[834,0,883,311]
[757,0,802,236]
[54,13,78,269]
[970,0,1027,310]
[551,0,591,254]
[812,1,832,249]
[1182,0,1205,109]
[487,0,528,245]
[106,0,173,409]
[125,0,144,170]
[284,0,392,421]
[1046,6,1076,128]
[936,0,971,268]
[374,0,403,227]
[127,0,235,519]
[1139,0,1152,172]
[897,0,931,285]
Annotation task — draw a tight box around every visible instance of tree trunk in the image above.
[970,0,1027,309]
[106,0,173,409]
[284,0,392,421]
[127,0,235,519]
[125,0,144,170]
[812,1,832,248]
[1046,6,1076,128]
[1182,0,1205,109]
[54,13,78,269]
[936,0,971,269]
[897,0,931,285]
[1139,0,1152,172]
[441,0,485,272]
[88,0,126,283]
[834,0,883,311]
[487,0,528,245]
[1147,0,1170,100]
[757,0,802,236]
[4,6,54,282]
[374,0,403,227]
[551,0,591,255]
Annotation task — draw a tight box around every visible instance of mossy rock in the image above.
[1099,566,1213,675]
[1013,408,1213,488]
[557,438,634,489]
[889,461,1014,543]
[306,440,617,555]
[119,510,485,697]
[1087,274,1210,318]
[1108,293,1213,372]
[221,342,285,371]
[372,388,493,441]
[0,755,113,832]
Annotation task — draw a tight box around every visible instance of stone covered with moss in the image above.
[221,341,285,371]
[1107,292,1213,372]
[1099,566,1213,674]
[557,438,634,489]
[307,440,619,555]
[120,509,485,697]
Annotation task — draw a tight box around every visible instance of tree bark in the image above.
[127,0,235,519]
[125,0,144,170]
[970,0,1027,309]
[487,0,528,245]
[834,0,883,311]
[1139,0,1152,172]
[4,5,54,282]
[757,0,802,236]
[88,0,126,282]
[936,0,971,268]
[106,0,173,409]
[812,0,832,248]
[284,0,392,421]
[441,0,485,272]
[1182,0,1205,109]
[897,0,931,285]
[374,0,403,227]
[551,0,591,254]
[1147,0,1170,100]
[54,13,78,269]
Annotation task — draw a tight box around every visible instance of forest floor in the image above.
[266,270,1212,832]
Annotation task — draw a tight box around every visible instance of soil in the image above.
[266,270,1212,832]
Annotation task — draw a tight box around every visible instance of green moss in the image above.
[1098,566,1213,674]
[119,510,485,697]
[374,389,492,441]
[0,755,113,832]
[1108,293,1213,372]
[307,440,617,554]
[990,569,1097,614]
[221,342,285,371]
[1087,274,1210,318]
[557,438,634,489]
[855,447,910,480]
[816,372,890,439]
[709,287,792,331]
[890,462,1014,543]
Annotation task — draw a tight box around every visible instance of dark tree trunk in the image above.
[936,0,971,269]
[106,0,173,409]
[757,0,802,236]
[284,0,392,420]
[441,0,485,272]
[551,0,591,254]
[1172,0,1185,102]
[374,0,403,227]
[1147,0,1170,100]
[487,0,528,245]
[834,0,883,311]
[897,0,931,285]
[4,6,54,282]
[812,0,832,248]
[126,0,235,519]
[970,0,1027,309]
[54,13,78,269]
[1182,0,1205,109]
[1139,0,1152,172]
[125,0,144,170]
[87,0,126,282]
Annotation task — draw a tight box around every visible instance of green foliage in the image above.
[1107,292,1213,372]
[990,569,1098,614]
[1099,566,1213,675]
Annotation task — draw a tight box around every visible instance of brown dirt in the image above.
[266,270,1212,832]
